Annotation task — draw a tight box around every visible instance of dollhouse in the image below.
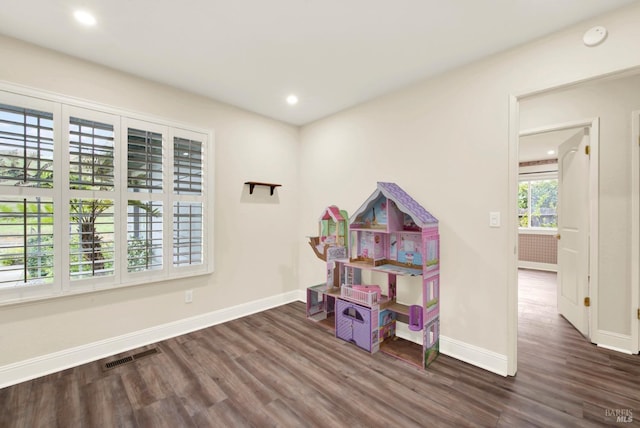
[306,206,349,330]
[306,182,440,369]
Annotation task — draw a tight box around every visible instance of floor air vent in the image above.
[103,347,160,370]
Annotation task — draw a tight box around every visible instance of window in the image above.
[0,90,211,303]
[125,121,166,276]
[173,136,202,195]
[0,100,55,291]
[0,197,54,287]
[128,127,163,193]
[127,200,163,273]
[172,132,204,267]
[69,117,114,191]
[518,178,557,228]
[173,202,203,266]
[69,198,115,279]
[0,103,54,188]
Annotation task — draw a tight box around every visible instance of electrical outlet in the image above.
[185,290,193,303]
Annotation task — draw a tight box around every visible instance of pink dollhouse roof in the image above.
[351,182,438,227]
[319,205,345,222]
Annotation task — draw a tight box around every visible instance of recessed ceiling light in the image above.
[286,94,298,105]
[547,150,555,155]
[74,10,96,26]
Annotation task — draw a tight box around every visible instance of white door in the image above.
[557,129,591,337]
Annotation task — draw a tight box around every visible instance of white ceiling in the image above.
[519,129,583,162]
[0,0,636,125]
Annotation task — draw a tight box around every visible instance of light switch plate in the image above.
[489,211,501,228]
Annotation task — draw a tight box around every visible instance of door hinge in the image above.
[585,145,590,155]
[555,233,561,240]
[637,308,640,320]
[584,297,591,307]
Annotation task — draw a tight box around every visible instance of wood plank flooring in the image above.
[1,269,638,427]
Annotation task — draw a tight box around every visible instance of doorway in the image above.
[518,123,596,340]
[509,70,640,375]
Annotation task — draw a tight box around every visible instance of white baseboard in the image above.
[594,330,633,354]
[518,261,557,272]
[0,290,302,389]
[439,335,508,376]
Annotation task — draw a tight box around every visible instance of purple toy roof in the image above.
[377,182,438,226]
[350,182,437,227]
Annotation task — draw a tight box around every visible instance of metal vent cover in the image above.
[103,347,160,370]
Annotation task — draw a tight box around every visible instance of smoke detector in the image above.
[583,26,607,47]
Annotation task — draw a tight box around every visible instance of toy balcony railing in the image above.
[340,285,380,306]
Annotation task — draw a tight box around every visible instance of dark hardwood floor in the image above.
[1,269,638,427]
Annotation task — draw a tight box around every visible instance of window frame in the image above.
[518,171,558,232]
[0,85,214,305]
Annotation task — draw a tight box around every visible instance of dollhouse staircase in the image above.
[308,236,327,261]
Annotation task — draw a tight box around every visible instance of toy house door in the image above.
[336,300,371,351]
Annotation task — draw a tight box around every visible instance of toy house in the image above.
[306,206,349,330]
[306,182,440,369]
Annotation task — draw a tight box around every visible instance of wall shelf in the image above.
[244,181,282,195]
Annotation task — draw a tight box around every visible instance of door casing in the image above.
[508,115,600,375]
[631,110,640,354]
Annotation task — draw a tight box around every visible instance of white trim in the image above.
[587,119,600,344]
[519,119,599,137]
[0,290,301,388]
[631,110,639,354]
[439,335,508,377]
[507,95,519,376]
[595,330,633,354]
[597,344,633,355]
[518,261,557,272]
[297,288,307,303]
[518,171,558,181]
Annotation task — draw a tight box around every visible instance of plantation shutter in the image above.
[0,197,54,286]
[173,137,202,195]
[127,200,163,273]
[0,103,54,188]
[128,128,163,193]
[69,117,115,191]
[173,202,203,266]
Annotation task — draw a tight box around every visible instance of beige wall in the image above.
[0,36,300,366]
[520,73,640,338]
[299,2,640,366]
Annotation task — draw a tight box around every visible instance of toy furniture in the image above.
[408,305,423,331]
[306,182,440,369]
